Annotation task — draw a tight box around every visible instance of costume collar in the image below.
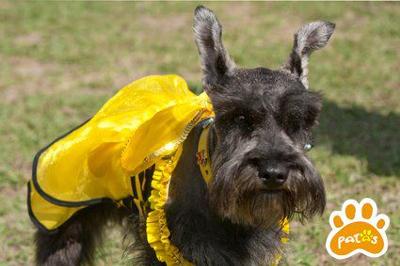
[196,118,214,184]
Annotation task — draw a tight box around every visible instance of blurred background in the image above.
[0,2,399,265]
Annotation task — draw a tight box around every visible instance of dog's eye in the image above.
[235,115,246,124]
[304,143,313,151]
[234,115,252,131]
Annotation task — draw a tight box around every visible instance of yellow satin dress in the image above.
[28,74,213,231]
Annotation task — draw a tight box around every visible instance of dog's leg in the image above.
[124,215,165,266]
[34,201,129,266]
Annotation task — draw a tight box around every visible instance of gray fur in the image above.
[283,21,335,88]
[193,5,236,87]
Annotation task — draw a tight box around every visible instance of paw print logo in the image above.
[326,198,390,259]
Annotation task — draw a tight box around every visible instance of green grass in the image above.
[0,2,399,265]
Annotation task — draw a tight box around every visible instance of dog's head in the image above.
[193,6,335,228]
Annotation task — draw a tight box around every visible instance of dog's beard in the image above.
[209,153,326,229]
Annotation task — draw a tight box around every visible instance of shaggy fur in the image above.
[34,5,334,266]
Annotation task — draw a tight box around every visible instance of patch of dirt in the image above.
[0,186,19,198]
[1,56,127,103]
[12,57,54,78]
[14,32,42,47]
[0,0,12,9]
[1,56,56,102]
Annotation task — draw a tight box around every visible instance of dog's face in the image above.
[193,6,335,228]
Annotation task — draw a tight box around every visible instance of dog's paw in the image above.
[326,198,389,259]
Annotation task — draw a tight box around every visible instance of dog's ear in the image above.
[282,21,335,89]
[193,5,236,90]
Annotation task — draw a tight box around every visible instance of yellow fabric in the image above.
[196,121,213,184]
[29,74,213,231]
[29,182,84,229]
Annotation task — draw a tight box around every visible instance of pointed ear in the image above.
[282,21,335,89]
[193,6,236,89]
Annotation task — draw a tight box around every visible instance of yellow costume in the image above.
[27,74,288,265]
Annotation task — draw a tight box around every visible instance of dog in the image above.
[33,5,334,266]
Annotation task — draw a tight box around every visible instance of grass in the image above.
[0,2,399,265]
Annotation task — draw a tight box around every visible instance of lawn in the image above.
[0,2,399,265]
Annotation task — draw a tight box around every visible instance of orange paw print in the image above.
[326,198,390,259]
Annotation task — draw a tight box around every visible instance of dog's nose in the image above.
[260,165,288,188]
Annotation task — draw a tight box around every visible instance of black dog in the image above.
[34,6,334,266]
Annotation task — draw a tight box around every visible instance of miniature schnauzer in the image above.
[34,5,335,266]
